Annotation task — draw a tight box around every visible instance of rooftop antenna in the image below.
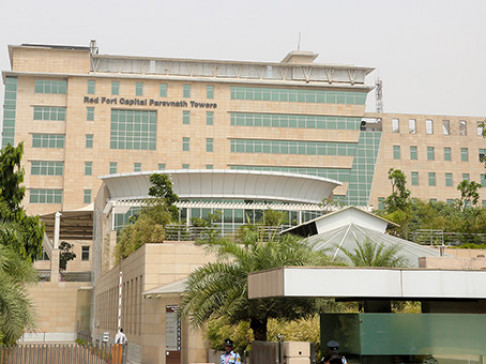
[375,77,383,113]
[297,32,301,51]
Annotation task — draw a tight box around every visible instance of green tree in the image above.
[59,241,76,271]
[0,143,44,261]
[0,221,38,344]
[456,180,481,212]
[115,173,178,261]
[338,239,407,267]
[180,226,334,342]
[384,168,411,213]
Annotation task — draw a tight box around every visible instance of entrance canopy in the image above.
[40,204,94,240]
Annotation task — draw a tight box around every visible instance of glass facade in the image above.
[2,77,17,147]
[110,109,157,150]
[230,139,356,156]
[231,165,351,182]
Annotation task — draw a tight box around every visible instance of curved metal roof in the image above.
[100,169,342,205]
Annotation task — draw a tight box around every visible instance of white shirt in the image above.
[115,331,127,345]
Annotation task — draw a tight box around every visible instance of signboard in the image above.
[166,305,181,351]
[103,332,109,343]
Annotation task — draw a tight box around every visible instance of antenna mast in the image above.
[375,77,383,113]
[297,33,301,51]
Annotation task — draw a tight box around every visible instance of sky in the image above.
[0,0,485,117]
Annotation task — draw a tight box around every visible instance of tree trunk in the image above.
[250,318,267,341]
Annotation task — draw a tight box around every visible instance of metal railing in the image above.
[164,225,283,242]
[0,343,125,364]
[409,229,486,246]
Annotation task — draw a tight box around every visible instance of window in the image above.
[160,83,167,97]
[393,145,400,159]
[112,81,119,95]
[445,173,453,187]
[378,197,385,210]
[426,119,433,135]
[87,80,95,94]
[85,134,93,148]
[409,119,416,134]
[32,134,65,148]
[430,198,437,203]
[182,137,190,151]
[110,109,157,150]
[391,118,399,133]
[428,172,436,186]
[462,173,470,181]
[442,120,450,135]
[206,164,213,169]
[206,111,214,125]
[135,82,143,96]
[158,163,166,170]
[34,80,67,94]
[81,246,90,261]
[87,107,94,121]
[447,199,454,205]
[427,146,435,161]
[183,84,191,98]
[83,189,91,203]
[206,85,214,99]
[411,171,419,186]
[479,149,486,162]
[183,111,190,124]
[410,146,418,160]
[33,106,66,121]
[109,162,118,174]
[31,161,64,176]
[444,147,451,161]
[206,138,214,152]
[477,122,484,137]
[30,189,62,204]
[481,174,486,187]
[461,148,469,162]
[182,164,190,169]
[84,161,93,176]
[459,120,467,136]
[134,162,142,172]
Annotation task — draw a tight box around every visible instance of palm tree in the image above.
[0,220,38,344]
[338,239,407,267]
[180,226,333,341]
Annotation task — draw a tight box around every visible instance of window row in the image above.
[31,161,64,176]
[230,165,351,182]
[34,80,67,94]
[29,188,92,204]
[230,112,362,130]
[87,80,214,99]
[392,118,483,136]
[231,87,367,105]
[107,162,212,174]
[230,139,356,156]
[33,106,66,121]
[409,171,484,187]
[393,145,484,162]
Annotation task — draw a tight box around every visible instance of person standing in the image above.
[220,338,241,364]
[114,328,128,364]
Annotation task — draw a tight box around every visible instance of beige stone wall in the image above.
[367,112,486,209]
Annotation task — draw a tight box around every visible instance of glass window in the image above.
[183,111,190,124]
[83,189,91,203]
[34,80,67,94]
[393,145,400,160]
[410,146,418,160]
[442,120,450,135]
[479,149,486,162]
[391,118,399,133]
[461,148,469,162]
[427,146,435,161]
[206,164,213,169]
[31,161,64,176]
[462,173,470,181]
[459,120,467,136]
[158,163,166,170]
[426,119,433,134]
[183,84,191,98]
[428,172,436,186]
[135,82,143,96]
[29,189,63,204]
[110,109,157,150]
[206,138,214,152]
[134,162,142,172]
[206,111,214,125]
[481,174,486,187]
[378,197,385,210]
[87,80,95,94]
[87,107,94,121]
[183,137,190,151]
[409,119,416,134]
[411,171,419,186]
[112,81,119,95]
[84,161,93,176]
[206,85,214,99]
[32,134,65,148]
[109,162,117,174]
[182,164,190,169]
[444,147,451,161]
[445,173,453,187]
[160,83,167,97]
[477,122,484,137]
[85,134,93,148]
[81,246,90,261]
[33,106,66,121]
